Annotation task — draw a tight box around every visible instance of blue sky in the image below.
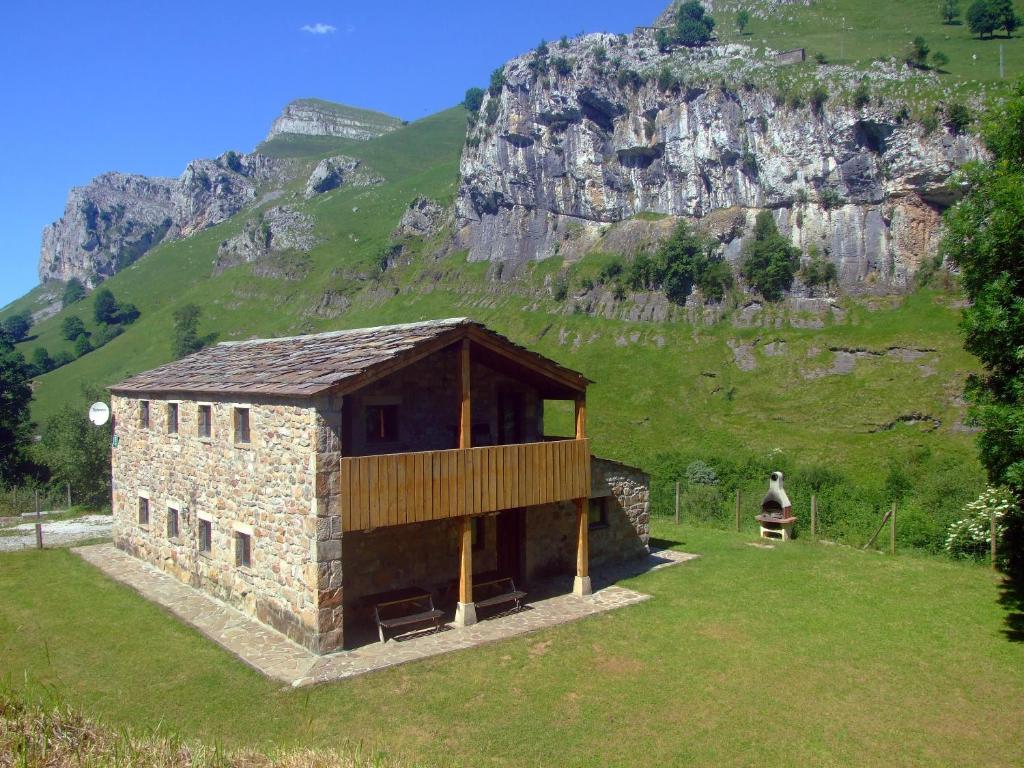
[0,0,667,308]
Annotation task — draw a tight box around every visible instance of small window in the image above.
[199,519,212,553]
[139,400,150,429]
[365,404,399,444]
[198,405,212,438]
[138,497,150,526]
[167,507,179,538]
[472,517,485,551]
[235,531,251,567]
[588,497,609,530]
[234,407,251,444]
[167,403,178,434]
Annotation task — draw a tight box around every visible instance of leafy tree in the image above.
[905,36,930,68]
[93,324,123,347]
[0,333,34,485]
[932,50,950,69]
[30,347,54,376]
[73,334,92,357]
[941,80,1024,569]
[968,0,1001,37]
[93,288,119,324]
[740,211,800,301]
[1,311,33,342]
[992,0,1021,35]
[172,303,206,358]
[117,302,140,324]
[40,386,112,508]
[488,67,506,96]
[736,9,751,34]
[676,1,716,46]
[61,316,87,341]
[940,0,961,23]
[52,351,74,368]
[463,87,485,113]
[61,278,86,308]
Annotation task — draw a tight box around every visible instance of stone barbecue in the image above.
[755,471,796,541]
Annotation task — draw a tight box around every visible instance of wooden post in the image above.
[811,494,817,538]
[991,512,998,571]
[458,339,471,450]
[454,515,476,626]
[574,497,591,596]
[890,502,896,556]
[735,489,741,532]
[34,490,43,549]
[674,482,680,525]
[574,394,586,440]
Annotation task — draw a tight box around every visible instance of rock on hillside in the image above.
[304,155,384,198]
[455,31,981,294]
[266,99,403,141]
[39,152,296,286]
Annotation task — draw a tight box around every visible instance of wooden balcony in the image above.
[339,439,591,533]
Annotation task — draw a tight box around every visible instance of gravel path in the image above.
[0,515,112,552]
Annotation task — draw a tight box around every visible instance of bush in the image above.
[904,36,930,68]
[488,67,505,96]
[940,0,961,23]
[172,303,205,359]
[657,66,680,92]
[552,56,573,76]
[552,273,569,301]
[617,68,644,90]
[598,259,624,284]
[73,333,92,357]
[819,187,844,210]
[945,486,1019,563]
[931,50,949,70]
[946,101,972,133]
[736,9,750,34]
[800,246,838,288]
[814,51,829,64]
[741,211,800,301]
[92,288,118,324]
[810,84,829,115]
[686,460,719,486]
[682,485,724,523]
[485,99,500,126]
[61,316,86,341]
[559,35,570,49]
[536,39,549,57]
[93,323,123,347]
[463,87,485,113]
[675,1,716,46]
[30,347,53,376]
[52,350,74,368]
[852,80,871,109]
[1,311,32,343]
[61,278,86,308]
[593,45,607,64]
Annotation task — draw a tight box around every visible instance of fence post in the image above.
[811,494,817,538]
[890,502,896,556]
[674,481,680,525]
[735,489,741,532]
[34,490,43,549]
[991,512,998,571]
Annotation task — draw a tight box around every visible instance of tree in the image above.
[736,9,751,34]
[488,67,505,96]
[61,316,87,341]
[932,50,950,70]
[740,211,800,301]
[946,101,972,133]
[463,87,485,113]
[40,386,112,508]
[0,333,34,486]
[93,288,119,324]
[1,311,33,342]
[905,35,931,67]
[74,334,92,357]
[676,1,716,46]
[992,0,1021,35]
[172,303,205,358]
[940,0,961,23]
[30,347,54,376]
[941,79,1024,570]
[968,0,1001,37]
[62,278,86,308]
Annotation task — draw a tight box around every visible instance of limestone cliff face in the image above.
[266,99,403,141]
[455,33,981,293]
[38,152,291,285]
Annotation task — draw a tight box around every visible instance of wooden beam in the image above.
[574,497,591,596]
[455,515,477,626]
[459,339,471,449]
[575,394,586,440]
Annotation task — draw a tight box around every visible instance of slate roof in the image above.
[110,318,588,398]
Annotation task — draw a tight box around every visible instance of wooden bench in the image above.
[373,591,444,643]
[473,577,526,614]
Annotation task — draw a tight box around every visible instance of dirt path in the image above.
[0,515,112,552]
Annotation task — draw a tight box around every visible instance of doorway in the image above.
[496,508,526,583]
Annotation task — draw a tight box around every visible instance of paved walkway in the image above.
[0,514,112,552]
[74,544,697,687]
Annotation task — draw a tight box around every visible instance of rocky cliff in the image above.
[455,31,981,294]
[38,152,294,285]
[266,99,403,141]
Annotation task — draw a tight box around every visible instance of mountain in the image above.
[265,99,404,142]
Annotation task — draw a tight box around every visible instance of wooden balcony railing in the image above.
[340,439,590,532]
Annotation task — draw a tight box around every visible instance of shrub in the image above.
[657,66,680,92]
[552,273,569,301]
[463,87,485,113]
[92,288,118,324]
[686,460,719,486]
[488,67,505,96]
[945,486,1020,564]
[682,484,724,523]
[655,27,674,52]
[485,99,500,126]
[172,303,205,359]
[921,111,941,135]
[1,311,32,343]
[612,282,627,301]
[675,1,716,46]
[73,333,92,357]
[552,56,573,76]
[93,323,123,347]
[931,50,949,70]
[52,350,74,368]
[598,259,624,283]
[905,36,930,68]
[800,247,838,289]
[536,39,549,57]
[740,211,800,301]
[617,68,644,90]
[61,316,86,341]
[559,35,570,49]
[223,150,243,172]
[946,101,972,133]
[593,45,607,64]
[819,187,844,210]
[61,278,86,308]
[814,51,829,64]
[852,80,871,109]
[30,347,53,376]
[810,84,829,115]
[736,9,750,34]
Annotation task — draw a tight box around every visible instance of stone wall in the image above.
[110,393,325,651]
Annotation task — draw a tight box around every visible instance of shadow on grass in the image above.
[649,535,686,551]
[997,574,1024,642]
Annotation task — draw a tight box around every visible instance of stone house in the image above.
[109,318,650,653]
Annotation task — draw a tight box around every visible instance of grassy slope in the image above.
[1,525,1020,766]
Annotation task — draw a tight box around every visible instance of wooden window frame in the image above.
[166,402,179,435]
[197,404,212,439]
[233,407,251,445]
[138,496,150,526]
[139,400,150,429]
[588,496,609,530]
[198,518,212,554]
[167,506,179,538]
[234,531,252,568]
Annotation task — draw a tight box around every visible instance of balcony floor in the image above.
[74,544,697,687]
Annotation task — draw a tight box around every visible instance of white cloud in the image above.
[300,23,337,35]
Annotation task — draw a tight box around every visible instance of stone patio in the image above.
[74,543,697,687]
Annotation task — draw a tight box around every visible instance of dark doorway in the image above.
[497,390,525,444]
[496,508,526,583]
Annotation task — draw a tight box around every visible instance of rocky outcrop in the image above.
[455,30,982,294]
[304,155,383,198]
[39,152,292,285]
[267,99,402,141]
[214,206,319,274]
[392,197,447,239]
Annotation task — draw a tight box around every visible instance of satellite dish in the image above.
[88,402,110,426]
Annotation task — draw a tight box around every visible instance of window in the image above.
[588,497,609,530]
[234,407,251,444]
[199,519,212,553]
[167,507,179,538]
[138,496,150,526]
[472,517,485,551]
[167,403,178,434]
[198,405,212,438]
[139,400,150,428]
[235,531,252,567]
[365,404,399,444]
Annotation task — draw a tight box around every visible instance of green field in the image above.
[1,523,1020,766]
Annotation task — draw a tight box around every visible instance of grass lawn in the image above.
[1,521,1021,766]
